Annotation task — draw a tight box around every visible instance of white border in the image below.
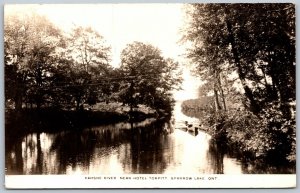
[2,0,299,191]
[5,174,296,189]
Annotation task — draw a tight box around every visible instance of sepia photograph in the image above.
[4,3,296,188]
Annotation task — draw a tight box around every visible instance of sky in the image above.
[33,4,186,67]
[5,4,201,100]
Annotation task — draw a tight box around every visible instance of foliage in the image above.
[224,104,295,163]
[4,12,113,111]
[183,4,295,162]
[63,26,112,110]
[5,12,181,117]
[118,41,182,112]
[5,12,63,109]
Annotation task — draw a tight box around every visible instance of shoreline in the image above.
[5,107,167,140]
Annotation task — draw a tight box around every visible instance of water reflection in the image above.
[5,102,294,175]
[6,118,243,175]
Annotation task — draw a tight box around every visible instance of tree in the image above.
[118,41,182,113]
[183,4,295,161]
[184,3,295,115]
[5,12,63,110]
[65,26,111,110]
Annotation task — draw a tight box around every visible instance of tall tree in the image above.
[119,41,182,113]
[5,12,62,110]
[65,26,111,110]
[183,3,295,116]
[183,4,295,161]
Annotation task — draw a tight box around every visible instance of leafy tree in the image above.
[5,12,62,110]
[65,26,111,110]
[184,3,295,114]
[183,4,295,161]
[67,26,110,73]
[118,41,182,113]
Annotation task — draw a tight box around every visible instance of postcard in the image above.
[4,3,296,188]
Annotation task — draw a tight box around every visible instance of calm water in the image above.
[5,101,293,175]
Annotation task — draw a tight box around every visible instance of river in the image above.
[6,100,295,175]
[6,68,294,175]
[6,99,246,175]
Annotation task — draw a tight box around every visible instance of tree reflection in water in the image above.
[207,141,225,174]
[46,118,170,174]
[50,130,98,174]
[127,120,169,174]
[5,117,295,175]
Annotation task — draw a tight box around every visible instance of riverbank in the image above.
[5,102,166,140]
[181,98,296,166]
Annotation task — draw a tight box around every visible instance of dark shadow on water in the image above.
[207,139,296,174]
[5,114,295,175]
[49,130,98,174]
[128,120,168,174]
[207,140,226,174]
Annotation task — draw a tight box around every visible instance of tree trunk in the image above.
[36,63,43,110]
[14,93,22,111]
[225,19,260,114]
[15,76,23,111]
[213,85,222,111]
[269,60,292,119]
[129,81,134,115]
[76,97,81,111]
[217,73,227,111]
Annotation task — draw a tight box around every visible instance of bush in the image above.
[225,104,295,163]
